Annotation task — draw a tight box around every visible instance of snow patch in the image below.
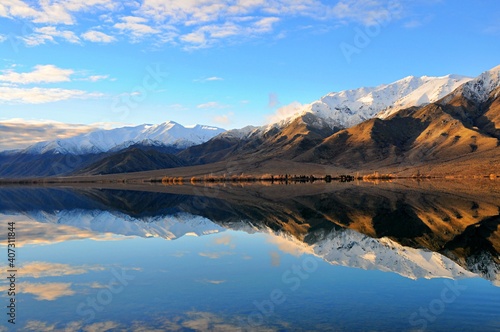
[462,65,500,103]
[268,74,472,130]
[23,121,226,155]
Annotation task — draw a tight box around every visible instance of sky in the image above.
[0,0,499,136]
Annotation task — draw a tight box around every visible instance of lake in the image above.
[0,180,499,331]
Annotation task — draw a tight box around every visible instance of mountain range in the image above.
[0,65,499,178]
[170,65,499,177]
[0,122,223,177]
[18,121,225,155]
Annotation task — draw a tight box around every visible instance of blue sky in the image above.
[0,0,499,131]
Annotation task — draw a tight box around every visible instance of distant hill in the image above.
[20,121,225,155]
[75,147,186,175]
[0,121,221,178]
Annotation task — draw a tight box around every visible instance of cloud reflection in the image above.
[197,279,227,285]
[0,219,126,247]
[23,320,119,332]
[213,234,236,249]
[267,233,313,257]
[19,261,105,278]
[19,282,75,301]
[20,311,284,331]
[198,251,234,259]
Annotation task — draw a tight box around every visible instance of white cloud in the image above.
[0,34,6,43]
[0,65,74,84]
[37,26,80,43]
[0,65,107,107]
[205,76,223,81]
[138,0,321,24]
[180,19,279,49]
[22,34,54,46]
[22,26,80,46]
[82,30,117,43]
[0,87,101,104]
[330,0,403,26]
[0,0,41,21]
[114,16,160,39]
[194,76,224,83]
[213,112,234,125]
[181,29,207,45]
[126,0,326,48]
[0,119,98,150]
[251,17,280,33]
[0,0,408,49]
[196,101,228,109]
[266,101,305,124]
[86,75,110,82]
[0,0,117,25]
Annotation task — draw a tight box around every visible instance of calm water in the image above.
[0,182,499,331]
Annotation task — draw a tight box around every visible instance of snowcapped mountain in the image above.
[217,125,260,139]
[271,74,472,130]
[9,204,498,283]
[228,224,478,281]
[25,209,226,240]
[312,228,475,280]
[21,121,226,155]
[461,64,500,103]
[180,73,475,163]
[19,208,478,281]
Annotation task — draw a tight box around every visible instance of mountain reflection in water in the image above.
[1,180,498,285]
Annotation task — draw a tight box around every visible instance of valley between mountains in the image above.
[1,65,499,182]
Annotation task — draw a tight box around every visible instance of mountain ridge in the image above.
[19,120,225,155]
[175,65,500,176]
[1,65,499,178]
[272,73,472,130]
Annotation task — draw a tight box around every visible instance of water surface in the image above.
[0,181,499,331]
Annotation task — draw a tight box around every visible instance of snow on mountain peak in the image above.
[186,124,223,131]
[23,121,226,155]
[236,226,477,281]
[25,209,226,240]
[462,65,500,103]
[313,228,476,280]
[218,125,260,139]
[270,74,472,130]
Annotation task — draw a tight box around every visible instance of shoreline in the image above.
[0,173,498,187]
